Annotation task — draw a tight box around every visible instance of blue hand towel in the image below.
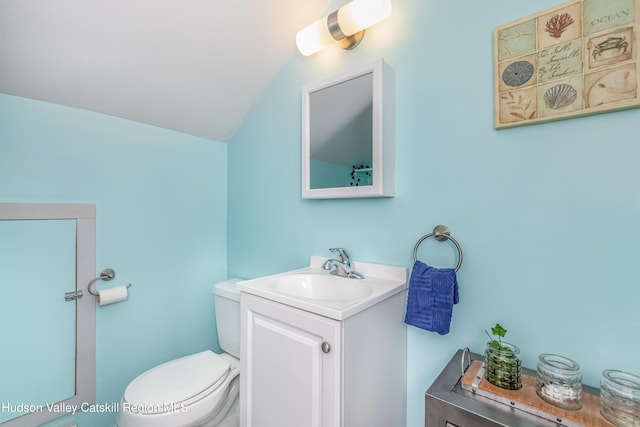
[404,260,459,335]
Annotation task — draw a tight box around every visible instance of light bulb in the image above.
[296,0,392,56]
[296,17,335,56]
[338,0,392,37]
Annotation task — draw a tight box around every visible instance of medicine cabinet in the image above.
[302,59,396,199]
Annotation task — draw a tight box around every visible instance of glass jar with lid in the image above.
[600,369,640,427]
[536,353,582,410]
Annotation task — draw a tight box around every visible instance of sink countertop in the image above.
[237,256,408,320]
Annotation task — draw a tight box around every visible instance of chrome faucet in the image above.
[321,248,364,279]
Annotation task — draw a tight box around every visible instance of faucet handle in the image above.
[329,248,350,264]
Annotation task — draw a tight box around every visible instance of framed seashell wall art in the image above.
[494,0,639,127]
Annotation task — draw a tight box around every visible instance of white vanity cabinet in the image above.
[240,290,407,427]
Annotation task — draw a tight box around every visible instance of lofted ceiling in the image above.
[0,0,331,142]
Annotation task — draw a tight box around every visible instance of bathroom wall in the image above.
[2,0,639,425]
[227,0,640,426]
[0,94,228,426]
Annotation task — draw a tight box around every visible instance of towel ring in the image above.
[412,225,463,272]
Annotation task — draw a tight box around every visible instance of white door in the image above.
[242,294,341,427]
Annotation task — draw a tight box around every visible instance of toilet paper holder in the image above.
[87,268,132,297]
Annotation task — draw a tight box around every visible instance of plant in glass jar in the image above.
[484,323,523,390]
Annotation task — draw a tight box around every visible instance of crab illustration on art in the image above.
[592,36,629,59]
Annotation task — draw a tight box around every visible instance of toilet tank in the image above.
[213,279,242,358]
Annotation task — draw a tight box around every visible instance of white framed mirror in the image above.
[302,59,395,199]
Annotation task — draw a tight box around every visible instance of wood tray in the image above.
[461,360,615,427]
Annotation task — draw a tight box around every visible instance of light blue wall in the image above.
[0,94,228,426]
[228,0,640,426]
[2,0,640,425]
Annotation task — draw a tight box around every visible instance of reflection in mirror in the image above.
[0,203,95,427]
[309,72,373,189]
[302,59,395,199]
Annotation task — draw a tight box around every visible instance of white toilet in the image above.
[116,279,242,427]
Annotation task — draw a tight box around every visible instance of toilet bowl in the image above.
[116,351,239,427]
[116,279,242,427]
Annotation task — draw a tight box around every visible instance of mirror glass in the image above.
[302,59,395,199]
[309,72,373,190]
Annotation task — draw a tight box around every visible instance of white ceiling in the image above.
[0,0,331,142]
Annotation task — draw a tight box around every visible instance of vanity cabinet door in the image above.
[241,293,341,427]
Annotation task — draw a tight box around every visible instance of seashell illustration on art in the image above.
[502,61,535,87]
[588,68,637,107]
[494,0,640,128]
[544,83,578,109]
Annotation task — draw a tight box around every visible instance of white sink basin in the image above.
[274,273,373,301]
[238,256,407,320]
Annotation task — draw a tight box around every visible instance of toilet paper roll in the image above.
[97,286,129,306]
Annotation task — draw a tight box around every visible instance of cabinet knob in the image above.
[321,341,331,353]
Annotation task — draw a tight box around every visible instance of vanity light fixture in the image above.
[296,0,392,56]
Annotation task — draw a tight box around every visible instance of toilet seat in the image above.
[117,351,240,427]
[124,350,231,414]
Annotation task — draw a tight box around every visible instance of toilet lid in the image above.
[124,350,231,410]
